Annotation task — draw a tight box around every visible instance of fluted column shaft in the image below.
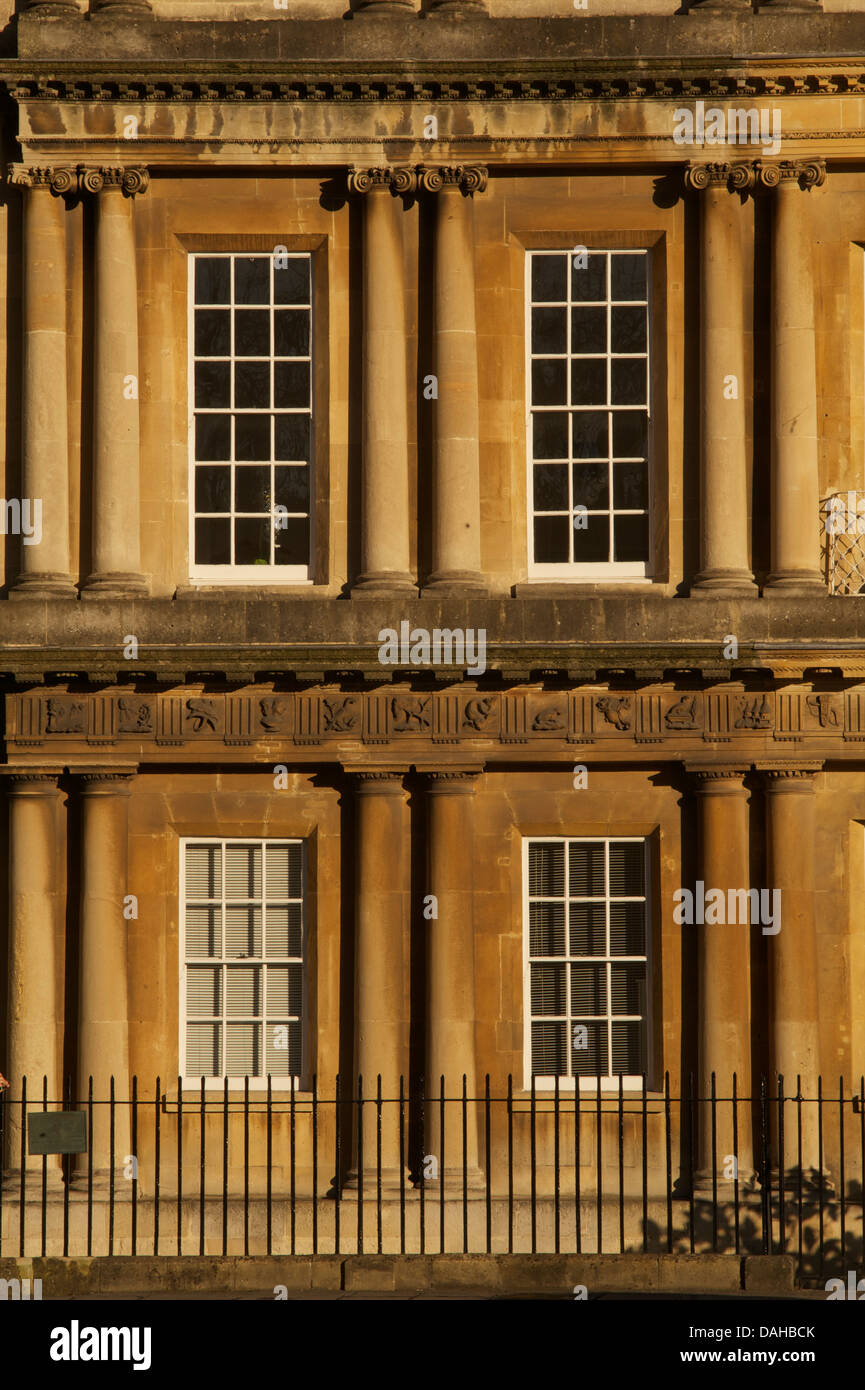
[688,767,754,1191]
[84,169,149,597]
[687,167,755,595]
[425,768,482,1181]
[75,769,135,1182]
[11,173,75,597]
[762,766,824,1182]
[2,770,65,1181]
[349,769,410,1187]
[765,164,825,593]
[349,170,414,594]
[425,168,486,592]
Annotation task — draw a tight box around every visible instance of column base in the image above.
[91,1,154,16]
[351,571,418,598]
[692,1168,758,1199]
[767,1166,834,1195]
[422,570,488,595]
[9,572,78,600]
[425,0,489,13]
[689,569,758,598]
[343,1167,411,1195]
[80,572,150,599]
[20,1,81,15]
[67,1169,133,1196]
[1,1167,67,1196]
[351,0,415,12]
[418,1166,487,1193]
[762,571,826,597]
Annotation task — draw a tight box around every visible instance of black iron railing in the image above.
[1,1072,863,1276]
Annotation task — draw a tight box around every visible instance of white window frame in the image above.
[179,836,306,1090]
[187,251,314,586]
[521,835,652,1092]
[525,248,653,582]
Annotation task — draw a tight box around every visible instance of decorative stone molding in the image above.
[80,166,150,196]
[685,764,750,782]
[751,159,826,190]
[417,165,488,194]
[345,766,409,789]
[757,763,823,780]
[684,162,753,193]
[9,164,78,196]
[0,766,63,793]
[347,166,417,195]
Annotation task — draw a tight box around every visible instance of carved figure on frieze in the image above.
[259,698,289,732]
[665,695,699,730]
[186,699,219,733]
[805,694,840,729]
[532,704,566,732]
[735,695,772,730]
[463,696,495,732]
[321,697,360,733]
[391,694,431,732]
[595,696,632,732]
[117,698,154,734]
[45,699,86,735]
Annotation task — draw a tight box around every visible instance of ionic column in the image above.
[347,168,415,596]
[686,766,754,1193]
[1,769,66,1183]
[81,167,149,598]
[685,164,756,596]
[760,161,826,595]
[761,764,824,1185]
[347,768,411,1189]
[420,166,487,594]
[424,768,483,1185]
[74,767,136,1185]
[9,167,76,598]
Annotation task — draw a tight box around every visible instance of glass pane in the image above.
[265,842,303,899]
[225,844,262,898]
[573,411,608,459]
[610,963,646,1015]
[235,465,271,513]
[226,1022,260,1076]
[571,254,606,302]
[275,415,311,463]
[572,462,609,509]
[571,306,607,354]
[235,517,271,564]
[267,964,302,1017]
[611,1021,644,1075]
[275,309,310,357]
[234,309,270,357]
[533,463,568,512]
[274,465,310,511]
[611,305,647,353]
[610,254,647,302]
[266,1020,300,1077]
[570,963,607,1014]
[195,465,230,514]
[265,904,303,958]
[531,359,567,407]
[235,415,271,462]
[571,358,607,406]
[195,257,230,305]
[234,257,270,305]
[274,258,310,305]
[194,309,230,357]
[611,358,646,406]
[195,361,230,409]
[569,842,605,897]
[226,965,262,1016]
[532,306,566,355]
[531,254,567,303]
[195,517,230,564]
[186,906,220,958]
[532,412,569,461]
[609,901,646,956]
[529,901,566,958]
[612,411,648,460]
[186,843,222,898]
[186,1022,220,1077]
[613,461,648,510]
[569,902,606,956]
[195,414,230,461]
[187,965,221,1017]
[273,517,309,565]
[234,362,271,409]
[531,1021,567,1076]
[534,514,569,563]
[225,905,262,959]
[571,1021,608,1077]
[274,361,310,409]
[613,513,649,563]
[530,963,566,1016]
[529,841,565,896]
[572,513,609,563]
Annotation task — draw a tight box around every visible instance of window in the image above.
[526,249,651,578]
[523,836,650,1088]
[181,839,305,1085]
[189,252,313,581]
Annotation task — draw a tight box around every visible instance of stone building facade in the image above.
[0,0,864,1243]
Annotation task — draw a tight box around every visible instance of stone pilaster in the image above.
[685,164,757,597]
[348,168,416,596]
[760,763,825,1186]
[8,167,77,598]
[80,167,150,599]
[74,767,136,1186]
[423,767,483,1186]
[758,161,826,595]
[1,769,66,1184]
[686,766,755,1194]
[419,167,487,594]
[346,768,411,1190]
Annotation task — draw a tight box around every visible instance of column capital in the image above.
[80,166,150,197]
[75,765,137,794]
[345,765,408,790]
[418,165,488,195]
[684,161,753,193]
[758,762,822,786]
[423,766,484,791]
[9,164,79,196]
[0,766,64,794]
[685,763,749,784]
[752,159,826,191]
[347,166,417,196]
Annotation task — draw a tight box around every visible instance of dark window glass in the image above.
[234,257,270,305]
[571,306,607,354]
[531,359,567,408]
[612,411,648,459]
[611,359,646,406]
[572,512,610,563]
[275,310,310,358]
[531,255,567,303]
[572,411,608,459]
[274,361,310,409]
[274,258,310,306]
[235,517,271,564]
[533,514,569,563]
[614,512,649,562]
[570,842,605,896]
[275,415,311,463]
[610,254,647,302]
[533,412,568,460]
[571,359,607,406]
[572,462,609,510]
[195,258,231,305]
[531,1022,567,1077]
[235,466,271,513]
[533,463,568,512]
[613,461,648,511]
[274,517,310,566]
[235,415,271,462]
[234,310,270,357]
[611,305,647,354]
[275,465,310,511]
[195,465,231,514]
[234,362,271,410]
[571,1022,608,1077]
[195,310,230,358]
[531,306,567,355]
[195,414,231,461]
[571,255,606,302]
[195,517,231,565]
[195,362,231,409]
